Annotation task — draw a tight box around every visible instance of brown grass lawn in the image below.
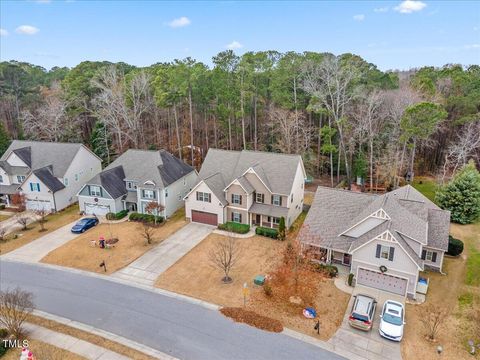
[40,210,187,274]
[0,204,81,255]
[304,191,315,206]
[0,213,13,222]
[402,221,480,360]
[2,339,85,360]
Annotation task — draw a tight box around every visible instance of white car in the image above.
[379,300,405,341]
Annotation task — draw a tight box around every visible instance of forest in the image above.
[0,51,479,189]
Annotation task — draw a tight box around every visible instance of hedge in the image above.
[255,226,278,239]
[128,212,164,224]
[106,209,129,220]
[312,263,339,278]
[218,222,250,234]
[447,235,464,256]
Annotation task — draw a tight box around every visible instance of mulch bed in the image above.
[220,307,283,333]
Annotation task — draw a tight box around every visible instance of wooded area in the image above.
[0,51,478,188]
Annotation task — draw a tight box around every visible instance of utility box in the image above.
[254,275,265,286]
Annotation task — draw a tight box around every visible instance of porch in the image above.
[303,244,352,269]
[250,213,279,229]
[248,202,288,229]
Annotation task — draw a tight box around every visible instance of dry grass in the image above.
[402,221,480,360]
[26,314,152,360]
[220,307,283,332]
[0,214,12,222]
[41,210,187,274]
[303,192,315,206]
[0,205,81,255]
[2,339,86,360]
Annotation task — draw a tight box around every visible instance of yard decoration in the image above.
[303,307,317,319]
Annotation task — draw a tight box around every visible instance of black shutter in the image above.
[388,247,395,261]
[231,194,234,203]
[375,244,381,258]
[239,213,242,223]
[142,189,145,198]
[421,250,426,260]
[196,192,199,201]
[239,195,242,205]
[279,197,282,206]
[271,195,274,204]
[208,193,211,203]
[261,194,264,203]
[231,212,234,221]
[432,252,437,263]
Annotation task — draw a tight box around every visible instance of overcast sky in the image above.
[1,0,479,70]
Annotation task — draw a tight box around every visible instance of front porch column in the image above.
[270,217,273,228]
[6,195,10,206]
[326,249,332,264]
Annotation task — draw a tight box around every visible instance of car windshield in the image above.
[383,311,402,325]
[77,219,89,225]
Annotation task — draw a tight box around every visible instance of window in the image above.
[423,250,437,263]
[183,178,186,186]
[143,189,155,199]
[290,193,294,202]
[0,175,3,183]
[74,174,79,182]
[165,189,168,197]
[232,212,242,223]
[255,193,264,203]
[17,175,25,183]
[380,245,390,259]
[90,186,101,197]
[196,191,211,203]
[272,194,281,206]
[178,194,182,200]
[29,183,40,192]
[272,217,281,225]
[231,194,242,205]
[64,178,69,186]
[376,244,395,261]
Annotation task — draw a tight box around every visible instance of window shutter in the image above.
[231,212,234,221]
[431,252,437,263]
[142,189,145,198]
[239,195,242,205]
[208,193,211,203]
[388,247,395,261]
[261,194,264,203]
[375,244,381,258]
[231,194,234,203]
[37,183,40,192]
[239,213,242,223]
[279,197,282,206]
[421,250,426,260]
[271,195,273,204]
[29,183,33,191]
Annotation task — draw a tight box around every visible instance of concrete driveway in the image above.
[112,222,214,286]
[329,285,404,360]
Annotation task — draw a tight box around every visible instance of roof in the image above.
[87,166,127,199]
[0,140,87,177]
[0,161,30,175]
[236,176,255,194]
[197,148,304,204]
[0,184,19,194]
[249,202,289,218]
[33,166,66,193]
[298,185,450,261]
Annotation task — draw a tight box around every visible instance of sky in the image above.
[0,0,479,71]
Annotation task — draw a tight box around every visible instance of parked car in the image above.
[348,294,377,331]
[71,217,99,233]
[379,300,405,341]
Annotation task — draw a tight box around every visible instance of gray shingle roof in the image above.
[13,147,32,167]
[197,149,303,204]
[236,176,255,194]
[87,166,127,199]
[203,173,228,206]
[33,166,65,193]
[249,203,289,218]
[0,161,30,175]
[0,184,19,194]
[427,209,450,251]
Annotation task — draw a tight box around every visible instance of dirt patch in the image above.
[220,307,283,332]
[2,339,85,360]
[0,205,81,255]
[41,213,187,274]
[304,192,315,206]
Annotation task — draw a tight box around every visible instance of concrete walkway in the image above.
[212,228,256,238]
[24,322,130,360]
[112,222,214,286]
[1,220,79,262]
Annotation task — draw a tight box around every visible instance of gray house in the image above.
[77,149,197,218]
[298,185,450,299]
[0,140,102,211]
[184,149,306,228]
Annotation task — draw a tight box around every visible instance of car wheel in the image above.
[81,229,85,233]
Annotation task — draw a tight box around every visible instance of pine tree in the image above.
[90,121,113,165]
[0,123,11,157]
[278,216,286,240]
[436,160,480,224]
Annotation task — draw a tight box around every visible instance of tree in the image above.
[436,160,480,224]
[278,217,286,241]
[0,122,11,157]
[0,288,34,338]
[16,215,29,231]
[145,201,164,226]
[90,121,113,165]
[420,304,447,341]
[209,235,241,283]
[35,208,48,232]
[141,222,156,245]
[11,193,26,212]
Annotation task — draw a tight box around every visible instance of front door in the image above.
[256,214,261,225]
[343,253,351,265]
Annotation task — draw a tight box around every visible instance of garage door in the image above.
[192,210,217,226]
[26,199,52,212]
[357,268,408,296]
[85,203,110,216]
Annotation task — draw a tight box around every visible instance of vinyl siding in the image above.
[225,183,248,209]
[185,181,225,224]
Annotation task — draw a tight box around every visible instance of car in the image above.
[379,300,405,341]
[71,217,99,233]
[348,294,377,331]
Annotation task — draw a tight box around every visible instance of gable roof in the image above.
[32,166,66,193]
[196,149,304,203]
[86,166,127,199]
[13,147,32,167]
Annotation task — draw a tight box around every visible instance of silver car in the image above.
[379,300,405,341]
[348,294,377,331]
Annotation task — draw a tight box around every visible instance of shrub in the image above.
[0,204,5,210]
[0,288,34,338]
[278,217,286,240]
[447,236,464,256]
[348,273,354,286]
[107,210,128,220]
[105,212,116,220]
[255,227,278,239]
[312,263,338,278]
[263,283,273,297]
[218,222,250,234]
[128,212,164,224]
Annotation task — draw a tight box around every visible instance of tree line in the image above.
[0,52,478,188]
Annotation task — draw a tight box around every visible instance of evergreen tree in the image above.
[436,160,480,224]
[0,123,11,157]
[90,121,113,165]
[278,216,286,240]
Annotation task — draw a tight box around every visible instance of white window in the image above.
[126,181,137,191]
[380,245,390,259]
[232,212,241,223]
[196,191,211,203]
[17,175,25,183]
[0,175,3,183]
[90,186,101,197]
[272,195,281,206]
[232,194,242,205]
[425,250,434,261]
[64,178,69,186]
[272,217,281,225]
[143,189,155,199]
[165,189,168,197]
[256,193,264,203]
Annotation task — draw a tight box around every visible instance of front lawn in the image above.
[0,204,81,254]
[2,339,85,360]
[41,209,187,274]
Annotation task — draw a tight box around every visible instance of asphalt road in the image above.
[0,261,345,360]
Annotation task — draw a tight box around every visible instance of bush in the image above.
[105,212,115,220]
[263,283,273,297]
[128,212,164,224]
[447,236,464,256]
[255,227,278,239]
[106,210,129,220]
[218,222,250,234]
[278,217,286,241]
[0,204,5,210]
[348,273,354,286]
[312,263,338,278]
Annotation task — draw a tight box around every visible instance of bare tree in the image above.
[35,207,48,232]
[420,304,447,341]
[0,288,34,338]
[209,236,241,283]
[16,215,29,231]
[268,107,313,154]
[141,222,156,245]
[0,226,6,242]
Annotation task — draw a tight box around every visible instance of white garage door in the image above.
[357,268,408,296]
[85,203,110,216]
[26,199,52,212]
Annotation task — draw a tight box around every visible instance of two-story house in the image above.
[184,149,306,228]
[77,149,197,217]
[298,185,450,299]
[0,140,102,212]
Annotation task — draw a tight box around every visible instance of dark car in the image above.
[71,217,99,233]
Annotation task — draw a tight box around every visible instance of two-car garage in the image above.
[191,210,218,226]
[356,268,408,296]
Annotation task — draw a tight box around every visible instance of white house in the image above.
[77,149,197,218]
[184,149,306,228]
[0,140,102,212]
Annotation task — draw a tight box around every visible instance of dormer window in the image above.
[256,193,264,203]
[126,181,137,191]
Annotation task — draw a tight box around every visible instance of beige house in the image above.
[184,149,306,228]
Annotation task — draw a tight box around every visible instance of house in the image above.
[0,140,102,212]
[77,149,197,217]
[298,185,450,299]
[184,149,306,228]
